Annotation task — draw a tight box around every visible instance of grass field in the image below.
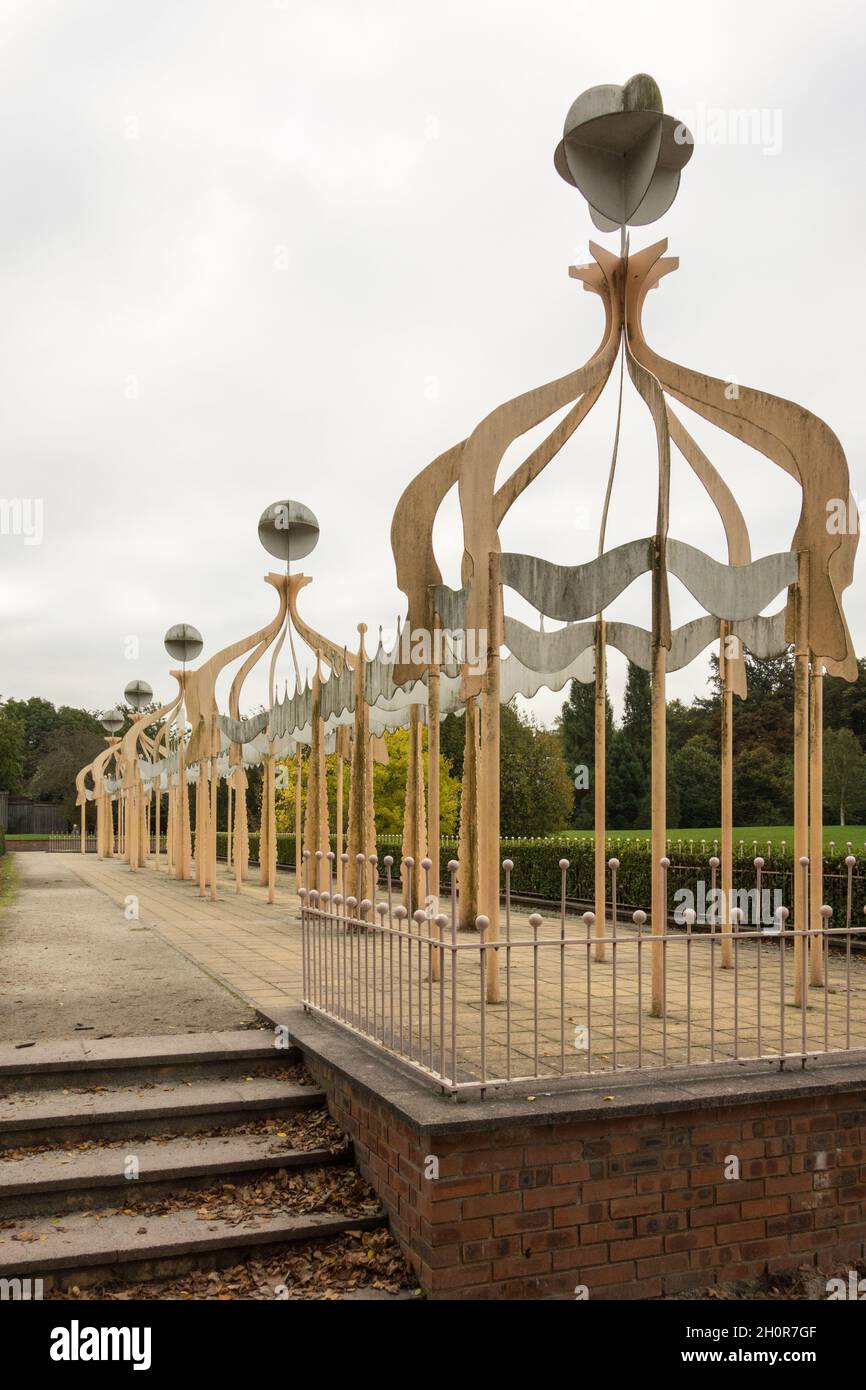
[556,826,866,852]
[0,854,18,911]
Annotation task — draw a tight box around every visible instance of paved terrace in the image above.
[69,855,866,1089]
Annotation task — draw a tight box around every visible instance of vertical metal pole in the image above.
[530,912,541,1077]
[559,859,567,1072]
[427,660,441,918]
[610,858,619,1068]
[778,905,788,1060]
[504,857,513,1080]
[650,638,666,1018]
[294,746,303,896]
[720,620,734,969]
[755,857,764,1055]
[594,618,607,962]
[336,745,344,897]
[799,856,809,1054]
[809,658,825,986]
[634,910,646,1067]
[793,554,810,1006]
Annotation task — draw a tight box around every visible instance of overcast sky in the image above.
[1,0,864,727]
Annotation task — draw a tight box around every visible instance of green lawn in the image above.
[556,826,866,852]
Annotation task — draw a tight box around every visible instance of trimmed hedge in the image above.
[214,830,864,925]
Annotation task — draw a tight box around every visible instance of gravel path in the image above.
[0,854,257,1043]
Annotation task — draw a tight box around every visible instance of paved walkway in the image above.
[0,854,256,1042]
[69,853,304,1017]
[62,851,866,1089]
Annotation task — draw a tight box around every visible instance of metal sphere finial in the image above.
[257,500,320,562]
[100,708,125,735]
[164,623,203,664]
[554,73,693,231]
[124,679,153,712]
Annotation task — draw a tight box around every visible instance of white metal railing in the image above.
[48,832,96,852]
[300,852,866,1097]
[47,832,167,854]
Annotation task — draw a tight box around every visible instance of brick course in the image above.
[305,1056,866,1300]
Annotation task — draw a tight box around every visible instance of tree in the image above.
[672,739,720,828]
[637,748,681,829]
[606,728,646,830]
[824,657,866,750]
[3,696,62,783]
[373,727,460,835]
[439,713,465,781]
[3,697,107,796]
[668,697,716,757]
[27,723,106,823]
[0,703,25,792]
[611,662,651,825]
[500,702,573,836]
[733,746,790,824]
[622,662,652,749]
[823,727,866,826]
[558,677,612,827]
[275,732,460,839]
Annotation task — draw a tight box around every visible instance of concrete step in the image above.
[341,1288,423,1300]
[0,1077,325,1149]
[0,1131,350,1217]
[0,1030,292,1092]
[0,1204,386,1290]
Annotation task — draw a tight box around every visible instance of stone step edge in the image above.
[0,1082,325,1136]
[0,1140,348,1199]
[0,1030,284,1078]
[0,1208,386,1277]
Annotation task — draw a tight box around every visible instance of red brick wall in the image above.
[308,1055,866,1299]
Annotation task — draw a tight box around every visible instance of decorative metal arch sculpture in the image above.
[73,72,858,1030]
